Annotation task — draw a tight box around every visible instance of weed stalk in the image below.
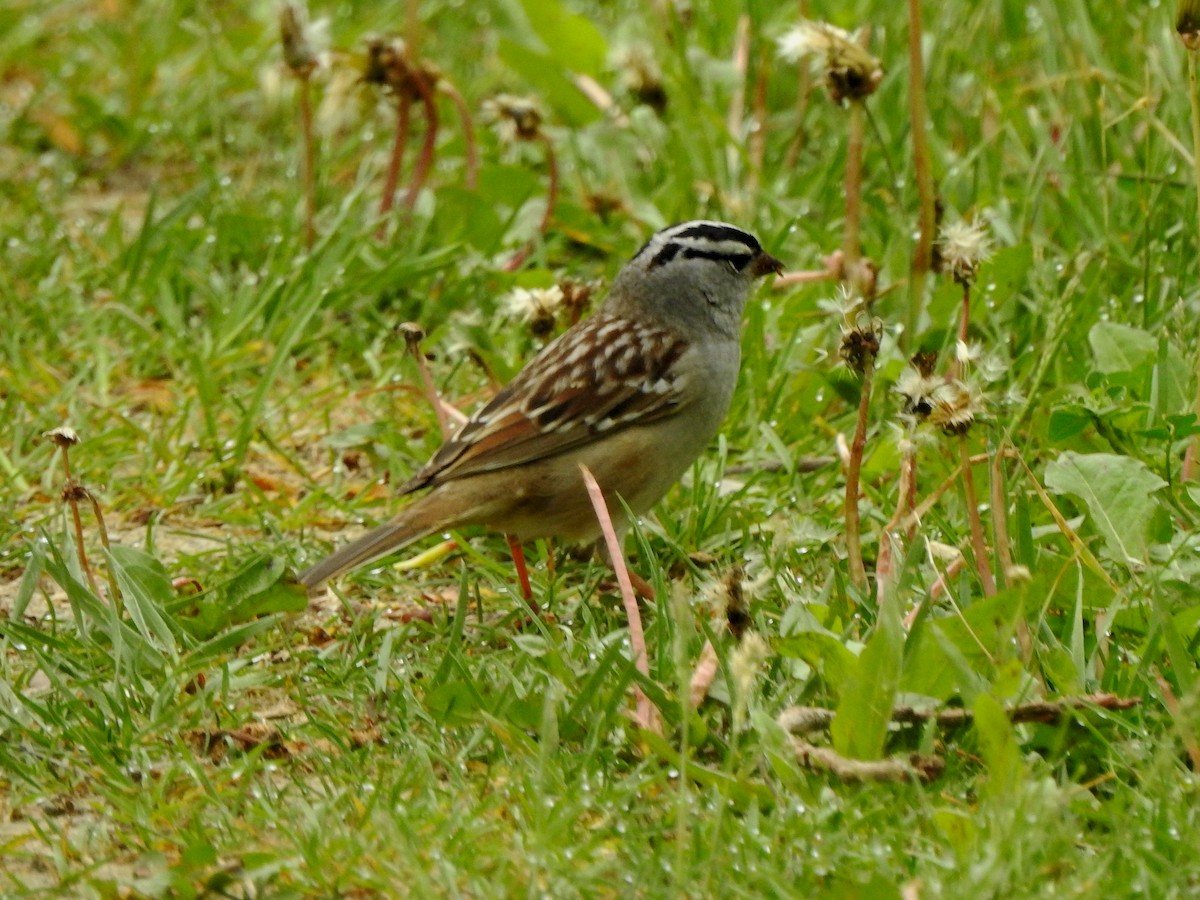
[906,0,937,347]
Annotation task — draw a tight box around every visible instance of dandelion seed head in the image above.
[280,3,328,76]
[938,219,992,286]
[777,20,883,102]
[482,94,544,143]
[502,286,565,324]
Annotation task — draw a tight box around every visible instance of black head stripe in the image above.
[649,241,682,269]
[639,220,763,271]
[680,246,755,270]
[673,222,762,254]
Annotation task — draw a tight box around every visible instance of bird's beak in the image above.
[750,252,785,279]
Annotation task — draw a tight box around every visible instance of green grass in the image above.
[2,0,1199,895]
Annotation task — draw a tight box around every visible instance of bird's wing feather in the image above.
[401,314,691,492]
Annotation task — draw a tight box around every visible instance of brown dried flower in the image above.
[777,21,883,104]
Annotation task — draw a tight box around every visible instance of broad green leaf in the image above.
[1088,321,1155,374]
[518,0,608,76]
[1044,451,1166,566]
[831,599,904,761]
[1047,406,1091,442]
[773,631,858,692]
[973,694,1021,800]
[177,557,307,639]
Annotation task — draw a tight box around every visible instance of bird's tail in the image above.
[299,514,431,590]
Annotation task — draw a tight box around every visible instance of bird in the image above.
[299,220,783,592]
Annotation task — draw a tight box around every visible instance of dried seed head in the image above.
[398,321,427,354]
[1179,0,1200,46]
[926,381,981,436]
[937,219,992,287]
[839,317,883,375]
[280,2,323,77]
[895,352,941,420]
[481,94,544,143]
[613,45,668,114]
[62,482,91,503]
[777,20,883,104]
[910,349,939,378]
[363,36,420,97]
[717,566,749,640]
[1004,564,1032,584]
[44,426,80,448]
[501,286,565,338]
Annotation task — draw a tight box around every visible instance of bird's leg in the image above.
[505,533,539,613]
[625,569,655,603]
[591,535,655,602]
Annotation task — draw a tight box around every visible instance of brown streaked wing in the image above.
[400,315,691,493]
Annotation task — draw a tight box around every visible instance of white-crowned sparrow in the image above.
[299,220,783,589]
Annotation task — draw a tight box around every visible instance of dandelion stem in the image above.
[58,448,99,597]
[907,0,936,350]
[403,74,439,212]
[66,487,97,596]
[439,81,478,189]
[378,97,411,236]
[298,75,317,249]
[845,359,874,592]
[843,99,865,282]
[958,436,996,596]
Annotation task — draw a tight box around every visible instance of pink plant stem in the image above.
[579,464,660,734]
[959,437,996,596]
[415,355,453,439]
[403,75,439,211]
[439,81,478,189]
[67,487,97,597]
[59,449,99,597]
[377,98,411,236]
